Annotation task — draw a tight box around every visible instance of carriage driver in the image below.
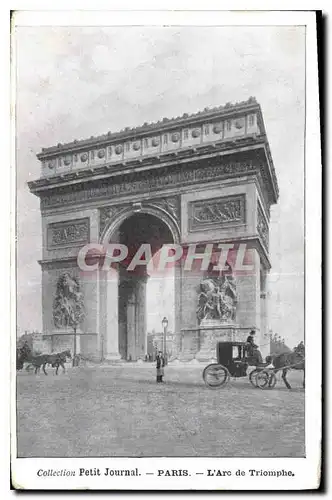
[246,330,274,368]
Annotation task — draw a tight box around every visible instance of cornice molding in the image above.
[29,137,279,203]
[30,136,263,189]
[38,256,78,270]
[37,97,260,159]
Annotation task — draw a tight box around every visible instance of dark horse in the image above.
[267,342,305,389]
[24,354,52,375]
[23,350,72,375]
[49,350,72,375]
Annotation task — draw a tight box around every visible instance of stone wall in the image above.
[50,334,74,353]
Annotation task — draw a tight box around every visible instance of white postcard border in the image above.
[10,7,321,491]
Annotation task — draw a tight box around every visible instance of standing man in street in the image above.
[156,351,165,383]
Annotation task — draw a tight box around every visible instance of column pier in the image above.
[174,261,182,357]
[136,275,147,359]
[126,274,147,360]
[126,284,136,360]
[260,267,269,358]
[105,269,121,361]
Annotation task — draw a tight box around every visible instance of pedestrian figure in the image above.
[156,351,165,383]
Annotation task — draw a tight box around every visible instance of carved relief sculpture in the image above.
[53,273,85,329]
[190,195,245,231]
[257,202,269,250]
[197,267,237,324]
[99,205,129,237]
[47,218,89,249]
[151,196,180,223]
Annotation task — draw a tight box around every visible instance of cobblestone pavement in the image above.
[16,363,305,458]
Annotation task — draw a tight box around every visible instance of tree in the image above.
[53,273,85,366]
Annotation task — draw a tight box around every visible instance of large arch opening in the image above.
[108,212,175,361]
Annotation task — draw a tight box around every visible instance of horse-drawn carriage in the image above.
[203,341,277,390]
[16,343,72,375]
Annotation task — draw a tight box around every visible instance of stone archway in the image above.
[100,203,181,247]
[29,99,279,362]
[99,204,181,361]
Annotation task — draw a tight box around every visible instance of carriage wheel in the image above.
[203,364,229,389]
[249,369,260,388]
[255,370,277,390]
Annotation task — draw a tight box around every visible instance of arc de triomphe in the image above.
[28,97,279,361]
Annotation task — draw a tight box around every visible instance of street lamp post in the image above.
[161,316,168,365]
[72,320,78,367]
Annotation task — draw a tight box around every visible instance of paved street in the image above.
[16,363,305,458]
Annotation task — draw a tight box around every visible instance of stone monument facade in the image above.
[29,97,278,361]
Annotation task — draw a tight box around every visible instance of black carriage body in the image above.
[216,341,248,378]
[203,341,276,390]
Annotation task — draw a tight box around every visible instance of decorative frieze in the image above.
[257,202,269,250]
[39,98,258,153]
[41,160,257,209]
[234,117,245,129]
[189,194,245,232]
[38,110,261,178]
[47,218,89,249]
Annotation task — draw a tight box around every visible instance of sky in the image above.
[15,25,305,345]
